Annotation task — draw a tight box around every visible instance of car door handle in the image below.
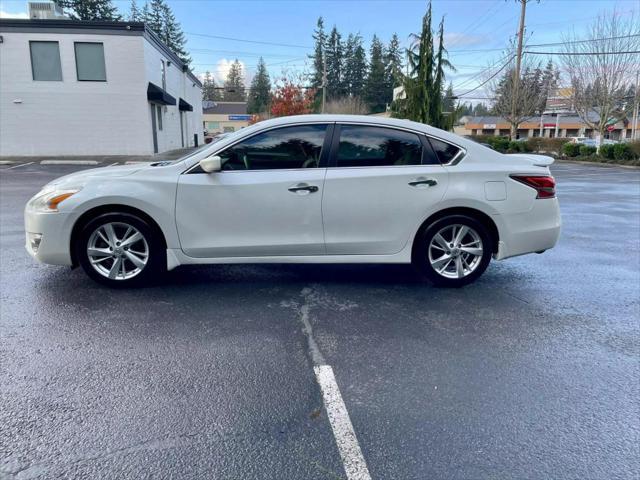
[409,178,438,187]
[288,184,319,194]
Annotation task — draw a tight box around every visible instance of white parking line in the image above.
[314,365,372,480]
[40,160,100,165]
[3,161,34,170]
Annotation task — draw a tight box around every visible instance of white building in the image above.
[0,19,203,156]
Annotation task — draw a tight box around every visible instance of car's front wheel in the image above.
[76,213,165,287]
[413,215,492,287]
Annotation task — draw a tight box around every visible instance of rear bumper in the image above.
[24,208,75,266]
[494,198,561,260]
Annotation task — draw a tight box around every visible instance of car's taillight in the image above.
[510,175,556,199]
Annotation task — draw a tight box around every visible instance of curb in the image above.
[40,160,100,166]
[556,159,640,170]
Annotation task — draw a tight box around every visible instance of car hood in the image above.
[44,164,144,188]
[504,154,555,167]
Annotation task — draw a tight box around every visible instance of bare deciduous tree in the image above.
[489,45,543,139]
[561,11,640,146]
[324,97,369,114]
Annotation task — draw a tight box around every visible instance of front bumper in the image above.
[24,208,75,266]
[494,198,561,260]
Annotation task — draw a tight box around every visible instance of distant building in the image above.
[202,102,251,134]
[459,114,637,141]
[0,19,203,156]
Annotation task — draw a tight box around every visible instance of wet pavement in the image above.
[1,161,639,479]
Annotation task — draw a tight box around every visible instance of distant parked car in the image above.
[25,115,561,288]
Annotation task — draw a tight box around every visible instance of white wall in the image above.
[0,31,151,156]
[143,39,203,152]
[0,29,203,157]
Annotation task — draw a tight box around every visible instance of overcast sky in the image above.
[2,0,638,99]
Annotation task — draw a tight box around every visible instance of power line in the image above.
[456,55,515,98]
[527,33,640,48]
[525,50,640,55]
[186,32,312,49]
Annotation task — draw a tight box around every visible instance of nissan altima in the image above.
[25,115,561,288]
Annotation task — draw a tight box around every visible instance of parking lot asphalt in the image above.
[1,161,639,479]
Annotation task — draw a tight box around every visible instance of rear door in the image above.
[322,124,449,255]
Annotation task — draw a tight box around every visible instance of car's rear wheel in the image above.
[413,215,492,287]
[76,213,165,287]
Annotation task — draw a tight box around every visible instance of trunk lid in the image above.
[505,153,555,167]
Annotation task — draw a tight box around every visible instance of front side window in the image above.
[429,137,462,164]
[156,105,163,131]
[219,124,327,171]
[30,41,62,81]
[336,125,422,167]
[74,42,106,81]
[161,60,166,90]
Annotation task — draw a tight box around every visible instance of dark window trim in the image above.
[185,123,333,174]
[74,41,107,82]
[29,40,62,81]
[329,123,434,168]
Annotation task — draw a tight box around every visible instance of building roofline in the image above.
[0,19,201,87]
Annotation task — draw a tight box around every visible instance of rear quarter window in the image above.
[429,137,462,164]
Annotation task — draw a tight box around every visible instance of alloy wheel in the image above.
[428,224,484,279]
[86,222,149,280]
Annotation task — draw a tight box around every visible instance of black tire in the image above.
[75,212,165,288]
[413,214,492,287]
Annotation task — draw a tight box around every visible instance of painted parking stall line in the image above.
[314,365,372,480]
[3,162,34,170]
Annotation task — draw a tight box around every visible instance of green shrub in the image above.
[542,138,570,156]
[487,136,510,152]
[562,142,580,157]
[613,143,634,161]
[526,137,544,153]
[628,141,640,159]
[579,145,597,156]
[598,144,615,159]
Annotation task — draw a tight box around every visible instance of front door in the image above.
[150,104,158,153]
[176,124,332,258]
[322,124,449,255]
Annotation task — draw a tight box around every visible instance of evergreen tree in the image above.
[397,1,452,127]
[308,17,326,110]
[58,0,121,20]
[343,33,367,99]
[325,26,345,99]
[142,0,190,65]
[537,60,559,113]
[223,60,246,101]
[202,71,221,101]
[383,33,403,105]
[129,0,141,21]
[247,57,272,114]
[160,1,190,65]
[364,35,387,113]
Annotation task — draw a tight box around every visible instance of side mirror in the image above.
[199,155,222,173]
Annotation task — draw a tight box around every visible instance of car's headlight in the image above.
[27,188,82,213]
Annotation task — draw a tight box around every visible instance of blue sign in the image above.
[228,115,252,121]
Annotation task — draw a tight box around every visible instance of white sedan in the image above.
[25,115,561,288]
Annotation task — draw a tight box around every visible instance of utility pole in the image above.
[632,71,639,141]
[510,0,528,140]
[321,54,327,114]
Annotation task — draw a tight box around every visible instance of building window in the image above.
[161,60,166,90]
[223,126,235,133]
[156,105,163,131]
[29,41,62,81]
[74,42,106,81]
[207,121,220,130]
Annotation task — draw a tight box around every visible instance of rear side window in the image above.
[336,125,422,167]
[429,137,462,164]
